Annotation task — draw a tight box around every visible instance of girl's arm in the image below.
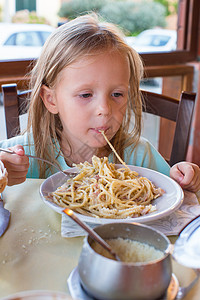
[170,162,200,193]
[0,145,29,186]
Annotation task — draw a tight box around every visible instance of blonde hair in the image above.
[27,13,143,178]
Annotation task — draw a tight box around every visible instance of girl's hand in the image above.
[170,162,200,193]
[0,145,29,186]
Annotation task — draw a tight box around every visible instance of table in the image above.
[0,179,200,299]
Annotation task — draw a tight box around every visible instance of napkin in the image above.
[61,191,200,237]
[147,191,200,235]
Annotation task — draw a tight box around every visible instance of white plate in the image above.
[40,165,184,224]
[1,290,72,300]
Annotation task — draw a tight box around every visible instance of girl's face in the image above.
[43,51,130,157]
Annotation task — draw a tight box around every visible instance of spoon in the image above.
[0,193,10,236]
[63,208,121,261]
[0,148,73,177]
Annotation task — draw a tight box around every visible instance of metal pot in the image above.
[78,222,172,300]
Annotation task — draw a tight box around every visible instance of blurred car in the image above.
[125,28,177,53]
[124,36,136,47]
[0,23,54,61]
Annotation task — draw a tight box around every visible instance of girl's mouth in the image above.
[92,127,109,134]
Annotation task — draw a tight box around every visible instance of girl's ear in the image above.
[40,85,58,114]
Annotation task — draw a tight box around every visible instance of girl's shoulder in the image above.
[124,137,170,176]
[124,136,153,157]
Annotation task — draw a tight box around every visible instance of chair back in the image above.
[1,83,196,166]
[141,89,196,166]
[2,83,31,139]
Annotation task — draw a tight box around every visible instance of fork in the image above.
[0,147,77,177]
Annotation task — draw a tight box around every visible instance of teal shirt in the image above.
[0,132,170,178]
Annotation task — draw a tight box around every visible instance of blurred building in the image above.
[0,0,62,26]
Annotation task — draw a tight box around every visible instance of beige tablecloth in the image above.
[0,179,200,299]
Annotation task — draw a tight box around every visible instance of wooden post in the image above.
[186,62,200,166]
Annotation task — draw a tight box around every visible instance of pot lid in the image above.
[173,215,200,269]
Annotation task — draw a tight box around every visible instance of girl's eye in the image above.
[79,93,92,99]
[112,92,123,98]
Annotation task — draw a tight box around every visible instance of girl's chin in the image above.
[88,141,107,149]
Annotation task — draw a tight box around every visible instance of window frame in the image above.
[140,0,200,66]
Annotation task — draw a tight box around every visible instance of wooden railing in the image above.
[0,60,194,91]
[0,60,34,90]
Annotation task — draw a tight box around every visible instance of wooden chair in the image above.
[1,83,196,166]
[2,83,31,139]
[141,90,196,166]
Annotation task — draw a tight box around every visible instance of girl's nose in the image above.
[96,97,111,116]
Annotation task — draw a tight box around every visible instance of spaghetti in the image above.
[49,155,164,219]
[99,130,129,169]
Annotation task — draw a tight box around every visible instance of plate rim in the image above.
[0,290,70,300]
[40,165,184,224]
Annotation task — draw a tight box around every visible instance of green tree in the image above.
[100,1,166,35]
[58,0,106,20]
[154,0,178,16]
[58,0,167,35]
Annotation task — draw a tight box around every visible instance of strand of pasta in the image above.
[99,130,129,169]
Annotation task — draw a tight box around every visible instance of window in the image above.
[139,35,171,47]
[39,31,52,45]
[5,32,42,47]
[0,0,199,78]
[16,0,36,12]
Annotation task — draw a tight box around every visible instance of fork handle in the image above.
[0,148,58,167]
[0,147,43,161]
[0,148,15,155]
[0,148,65,175]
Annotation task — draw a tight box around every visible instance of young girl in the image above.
[0,14,200,193]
